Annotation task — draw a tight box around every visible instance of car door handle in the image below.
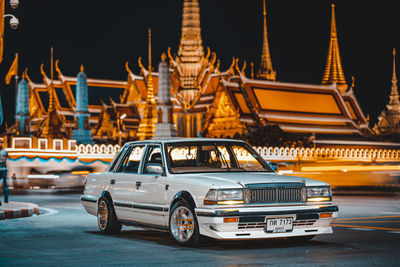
[136,181,141,189]
[110,179,115,185]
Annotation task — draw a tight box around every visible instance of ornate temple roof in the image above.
[321,4,348,93]
[217,73,370,136]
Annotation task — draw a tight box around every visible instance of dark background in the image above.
[0,0,399,130]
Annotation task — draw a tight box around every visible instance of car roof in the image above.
[123,138,247,146]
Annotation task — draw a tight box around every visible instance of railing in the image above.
[76,144,121,159]
[6,137,400,162]
[254,147,400,162]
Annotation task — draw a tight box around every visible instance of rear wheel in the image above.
[97,197,121,234]
[287,235,316,243]
[169,200,200,246]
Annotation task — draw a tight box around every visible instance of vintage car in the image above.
[81,138,338,246]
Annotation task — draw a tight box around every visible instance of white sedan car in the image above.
[81,138,338,246]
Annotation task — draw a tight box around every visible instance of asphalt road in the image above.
[1,191,400,266]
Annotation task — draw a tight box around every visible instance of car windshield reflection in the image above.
[166,142,273,174]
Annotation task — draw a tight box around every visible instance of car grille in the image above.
[246,183,305,204]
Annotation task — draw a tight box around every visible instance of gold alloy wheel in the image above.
[97,199,108,231]
[170,206,195,242]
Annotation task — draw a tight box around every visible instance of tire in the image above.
[169,200,200,246]
[287,235,316,243]
[97,197,122,234]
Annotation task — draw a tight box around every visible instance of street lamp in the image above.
[0,0,20,63]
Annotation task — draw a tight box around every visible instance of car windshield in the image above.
[166,141,273,174]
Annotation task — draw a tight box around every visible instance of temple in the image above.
[2,0,376,147]
[374,48,400,136]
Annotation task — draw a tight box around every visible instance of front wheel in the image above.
[97,197,122,234]
[169,200,200,246]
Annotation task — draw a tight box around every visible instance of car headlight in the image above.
[204,189,244,205]
[306,186,332,202]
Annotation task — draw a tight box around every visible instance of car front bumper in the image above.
[195,204,338,240]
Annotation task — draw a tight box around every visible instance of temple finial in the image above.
[321,3,348,93]
[257,0,276,81]
[80,64,84,72]
[393,47,397,82]
[49,46,54,112]
[148,28,152,72]
[161,52,167,62]
[389,47,399,106]
[146,28,155,104]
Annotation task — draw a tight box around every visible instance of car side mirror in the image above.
[146,164,164,175]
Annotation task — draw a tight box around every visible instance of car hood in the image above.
[178,172,329,188]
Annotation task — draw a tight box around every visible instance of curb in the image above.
[0,202,39,220]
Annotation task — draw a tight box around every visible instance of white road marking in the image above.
[47,206,83,210]
[388,231,400,234]
[349,228,373,231]
[38,207,59,217]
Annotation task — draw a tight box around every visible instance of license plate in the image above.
[266,217,294,233]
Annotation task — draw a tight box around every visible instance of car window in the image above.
[117,145,145,173]
[143,146,162,174]
[108,146,128,172]
[168,144,233,173]
[232,145,266,172]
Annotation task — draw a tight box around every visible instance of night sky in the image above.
[0,0,399,130]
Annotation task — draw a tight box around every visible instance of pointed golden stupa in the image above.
[41,47,64,139]
[137,28,158,140]
[257,0,276,81]
[321,4,348,93]
[388,48,400,107]
[178,0,204,65]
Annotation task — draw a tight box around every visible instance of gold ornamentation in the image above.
[321,4,348,93]
[257,0,276,81]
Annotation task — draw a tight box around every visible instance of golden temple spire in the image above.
[41,47,63,139]
[137,28,157,140]
[321,4,348,93]
[48,46,54,112]
[388,47,399,106]
[178,0,204,63]
[146,28,155,104]
[257,0,276,81]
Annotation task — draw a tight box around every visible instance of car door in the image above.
[110,144,145,221]
[132,144,169,227]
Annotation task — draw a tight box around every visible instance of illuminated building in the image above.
[3,0,374,145]
[374,48,400,136]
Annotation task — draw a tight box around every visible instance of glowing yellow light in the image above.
[71,171,90,175]
[223,217,239,223]
[216,200,244,205]
[320,213,333,218]
[301,165,400,172]
[307,197,331,202]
